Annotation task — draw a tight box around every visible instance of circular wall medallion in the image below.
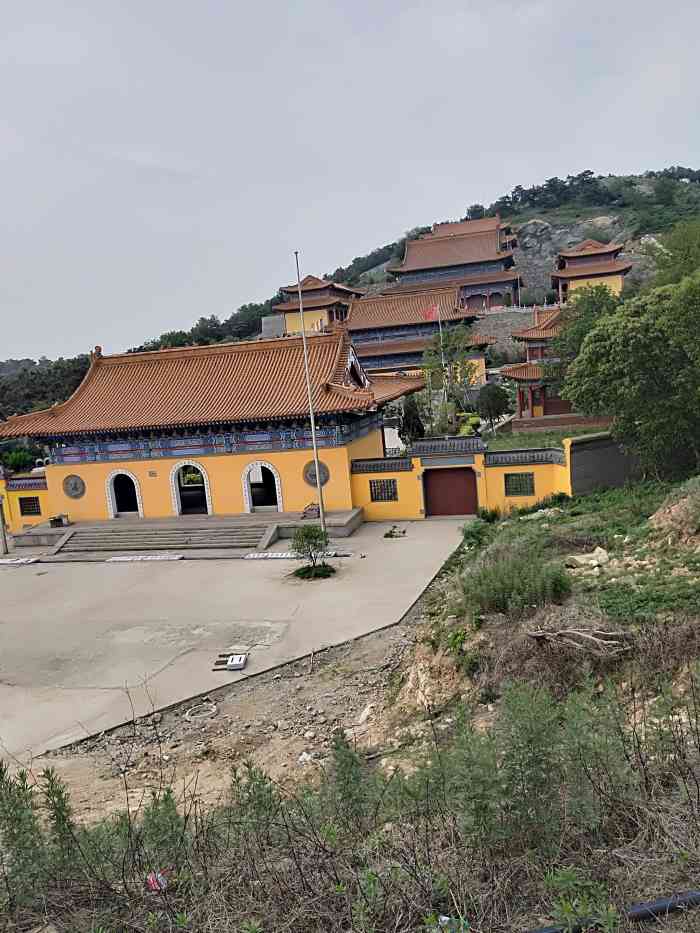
[63,474,86,499]
[303,460,330,487]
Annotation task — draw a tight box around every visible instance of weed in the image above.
[546,867,620,932]
[386,669,405,705]
[462,519,490,548]
[478,506,501,523]
[458,539,571,619]
[597,572,700,619]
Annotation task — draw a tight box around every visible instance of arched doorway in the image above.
[106,470,144,519]
[242,461,283,513]
[169,460,212,516]
[175,465,208,514]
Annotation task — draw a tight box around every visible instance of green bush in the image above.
[459,539,571,618]
[478,506,501,524]
[3,678,700,930]
[461,519,490,548]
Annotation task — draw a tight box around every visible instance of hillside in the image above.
[1,166,699,419]
[11,476,700,930]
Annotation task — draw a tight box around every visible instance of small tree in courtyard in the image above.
[423,325,478,412]
[399,394,425,446]
[292,525,335,579]
[477,383,512,433]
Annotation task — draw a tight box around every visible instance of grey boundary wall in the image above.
[569,432,640,495]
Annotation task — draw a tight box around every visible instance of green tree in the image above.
[650,218,700,286]
[292,525,333,579]
[654,176,677,206]
[398,394,425,446]
[466,203,485,220]
[477,383,512,432]
[423,325,478,412]
[562,272,700,474]
[1,449,35,472]
[548,285,620,383]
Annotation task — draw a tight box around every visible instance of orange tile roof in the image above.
[558,239,623,258]
[429,217,502,236]
[500,362,545,381]
[271,294,351,313]
[348,288,475,331]
[279,275,362,296]
[552,259,632,281]
[355,337,431,357]
[0,333,423,438]
[370,373,427,402]
[389,234,513,273]
[512,309,562,340]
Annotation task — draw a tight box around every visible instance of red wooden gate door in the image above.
[424,468,477,516]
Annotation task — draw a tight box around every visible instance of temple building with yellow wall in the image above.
[551,239,632,303]
[0,328,619,538]
[0,331,423,531]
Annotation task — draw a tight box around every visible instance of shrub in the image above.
[294,562,335,579]
[459,539,571,619]
[461,519,490,548]
[478,506,501,524]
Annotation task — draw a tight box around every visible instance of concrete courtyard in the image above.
[0,519,462,761]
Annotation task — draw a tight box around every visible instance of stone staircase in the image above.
[57,522,270,554]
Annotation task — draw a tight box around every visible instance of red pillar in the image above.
[528,385,534,416]
[516,388,522,418]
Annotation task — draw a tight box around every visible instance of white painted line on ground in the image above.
[0,557,39,565]
[244,550,352,560]
[106,554,185,562]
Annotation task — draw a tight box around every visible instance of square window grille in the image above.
[370,479,398,502]
[19,496,41,516]
[504,473,535,497]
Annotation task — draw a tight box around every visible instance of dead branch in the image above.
[527,628,633,657]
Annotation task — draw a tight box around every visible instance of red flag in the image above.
[422,303,439,321]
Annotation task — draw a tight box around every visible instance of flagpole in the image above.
[295,250,327,535]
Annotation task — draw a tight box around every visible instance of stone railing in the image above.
[351,457,413,474]
[484,448,565,467]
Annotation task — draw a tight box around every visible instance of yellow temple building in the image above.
[0,328,600,534]
[551,239,632,302]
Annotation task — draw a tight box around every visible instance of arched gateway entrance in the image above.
[242,461,283,512]
[170,460,212,516]
[106,470,144,518]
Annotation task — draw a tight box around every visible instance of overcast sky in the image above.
[1,0,698,360]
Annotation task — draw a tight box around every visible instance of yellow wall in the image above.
[0,479,52,534]
[41,429,386,523]
[351,449,574,522]
[478,459,572,515]
[4,431,576,528]
[351,462,424,521]
[346,430,385,461]
[283,309,328,334]
[568,274,624,296]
